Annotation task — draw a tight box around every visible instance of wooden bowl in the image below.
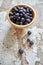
[7,4,36,29]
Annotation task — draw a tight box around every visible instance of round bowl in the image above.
[7,4,36,29]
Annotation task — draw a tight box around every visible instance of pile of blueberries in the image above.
[9,6,33,25]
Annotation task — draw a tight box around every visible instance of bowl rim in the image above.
[6,4,36,28]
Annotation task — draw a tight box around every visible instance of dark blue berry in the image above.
[9,12,13,16]
[23,9,26,13]
[21,17,25,22]
[27,39,30,42]
[19,48,24,54]
[10,16,15,22]
[20,13,23,17]
[26,19,31,23]
[15,13,19,16]
[27,8,30,13]
[16,21,19,25]
[19,10,23,13]
[27,31,31,35]
[22,12,25,15]
[29,40,34,45]
[29,9,32,13]
[14,7,18,12]
[26,13,29,16]
[19,21,23,25]
[17,16,20,20]
[27,39,34,45]
[10,16,14,19]
[29,14,32,16]
[24,14,28,19]
[27,16,32,21]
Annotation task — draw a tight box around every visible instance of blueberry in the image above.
[27,31,31,35]
[23,22,27,25]
[27,39,34,45]
[13,15,15,18]
[29,17,33,21]
[26,19,31,23]
[27,38,30,42]
[27,16,30,18]
[29,14,32,17]
[19,10,23,13]
[22,12,25,15]
[15,13,19,16]
[24,14,28,18]
[10,16,14,20]
[9,12,13,16]
[26,13,29,16]
[17,16,20,20]
[29,40,34,45]
[20,13,23,17]
[16,6,20,9]
[14,7,18,12]
[23,9,26,13]
[19,21,23,25]
[27,16,32,21]
[29,9,32,13]
[21,17,25,22]
[26,8,30,13]
[13,12,16,15]
[10,16,15,22]
[19,48,24,54]
[17,7,20,10]
[16,19,19,22]
[16,21,19,25]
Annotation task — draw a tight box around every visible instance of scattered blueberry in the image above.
[29,40,34,45]
[19,48,24,54]
[27,31,31,35]
[27,38,30,42]
[27,38,34,46]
